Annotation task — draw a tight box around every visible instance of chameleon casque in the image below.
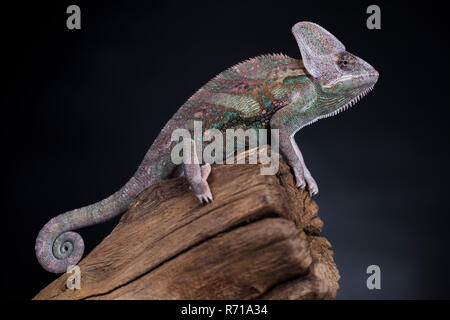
[36,22,379,273]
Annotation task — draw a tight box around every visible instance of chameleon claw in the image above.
[296,179,306,189]
[204,190,213,203]
[195,187,213,204]
[305,175,319,196]
[196,195,205,203]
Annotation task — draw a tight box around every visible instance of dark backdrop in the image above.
[2,0,449,299]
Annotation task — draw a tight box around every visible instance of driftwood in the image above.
[34,146,339,300]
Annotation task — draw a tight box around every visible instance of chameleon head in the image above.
[292,22,378,114]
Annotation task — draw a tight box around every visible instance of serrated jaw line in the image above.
[301,85,374,129]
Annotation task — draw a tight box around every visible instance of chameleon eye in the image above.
[337,54,353,71]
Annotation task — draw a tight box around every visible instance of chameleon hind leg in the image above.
[182,138,213,204]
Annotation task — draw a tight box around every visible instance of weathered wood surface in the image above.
[34,146,339,300]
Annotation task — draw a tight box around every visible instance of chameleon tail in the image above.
[35,176,144,273]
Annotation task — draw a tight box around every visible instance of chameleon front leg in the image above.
[271,105,319,196]
[290,135,318,195]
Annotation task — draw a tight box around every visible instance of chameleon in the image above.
[36,22,378,273]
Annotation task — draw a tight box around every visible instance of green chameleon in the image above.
[36,21,378,273]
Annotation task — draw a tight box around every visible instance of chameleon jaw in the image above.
[300,85,375,130]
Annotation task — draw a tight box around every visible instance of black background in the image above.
[1,0,449,300]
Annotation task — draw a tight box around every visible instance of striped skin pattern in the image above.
[36,22,379,273]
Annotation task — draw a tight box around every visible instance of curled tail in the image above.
[35,175,145,273]
[35,117,178,273]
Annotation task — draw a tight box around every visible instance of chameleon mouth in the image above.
[301,85,375,129]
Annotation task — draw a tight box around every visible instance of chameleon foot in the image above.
[292,165,306,189]
[305,174,319,196]
[191,179,213,204]
[291,162,318,196]
[187,163,213,204]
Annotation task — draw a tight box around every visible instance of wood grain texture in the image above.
[34,146,339,300]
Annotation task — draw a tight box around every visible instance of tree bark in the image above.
[34,146,339,300]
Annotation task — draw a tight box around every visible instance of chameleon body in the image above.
[36,22,378,273]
